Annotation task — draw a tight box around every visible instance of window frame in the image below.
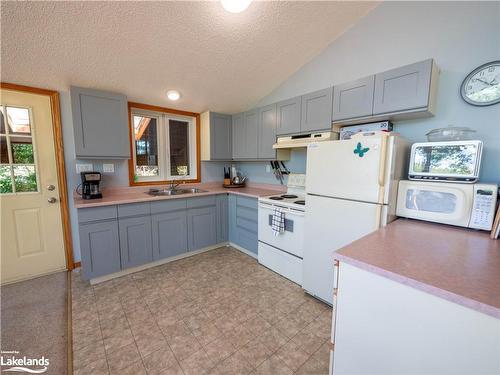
[128,102,201,186]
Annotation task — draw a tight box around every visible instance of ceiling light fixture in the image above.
[166,90,180,101]
[221,0,252,13]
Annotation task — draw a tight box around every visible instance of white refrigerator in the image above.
[303,132,408,304]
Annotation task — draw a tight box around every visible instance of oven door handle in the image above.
[259,203,305,217]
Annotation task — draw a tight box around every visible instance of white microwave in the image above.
[396,180,498,230]
[408,140,483,183]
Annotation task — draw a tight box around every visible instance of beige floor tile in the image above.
[238,337,274,369]
[292,329,326,356]
[210,351,253,375]
[203,335,237,365]
[73,340,106,370]
[110,360,147,375]
[275,338,311,371]
[106,342,141,373]
[135,333,168,358]
[295,342,330,375]
[191,322,222,347]
[254,355,293,375]
[103,328,135,353]
[180,348,214,375]
[74,357,109,375]
[142,344,179,374]
[168,332,202,362]
[259,327,289,353]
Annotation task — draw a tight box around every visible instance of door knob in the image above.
[48,197,57,203]
[47,184,56,191]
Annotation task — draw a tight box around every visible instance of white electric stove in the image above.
[258,174,306,285]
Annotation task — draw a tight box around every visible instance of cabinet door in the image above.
[232,113,244,159]
[79,220,121,280]
[119,216,153,269]
[258,104,277,159]
[276,96,301,135]
[333,76,375,121]
[373,59,433,115]
[216,194,228,243]
[187,206,217,251]
[300,87,333,133]
[70,86,130,159]
[210,112,232,160]
[152,211,188,260]
[244,109,259,158]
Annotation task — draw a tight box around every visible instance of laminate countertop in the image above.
[74,182,285,208]
[334,219,500,319]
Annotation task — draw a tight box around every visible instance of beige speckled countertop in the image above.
[74,182,285,208]
[334,219,500,319]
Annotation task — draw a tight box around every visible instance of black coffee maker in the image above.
[81,172,103,199]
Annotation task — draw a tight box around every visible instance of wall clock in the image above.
[460,61,500,106]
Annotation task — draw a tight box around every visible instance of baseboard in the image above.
[228,242,258,259]
[89,243,228,284]
[1,267,67,286]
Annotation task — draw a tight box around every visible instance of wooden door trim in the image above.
[1,82,75,270]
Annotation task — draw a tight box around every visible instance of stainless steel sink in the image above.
[148,187,207,196]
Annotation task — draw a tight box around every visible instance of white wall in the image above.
[257,1,500,183]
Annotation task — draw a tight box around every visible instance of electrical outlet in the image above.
[76,163,93,173]
[103,163,114,173]
[266,165,271,173]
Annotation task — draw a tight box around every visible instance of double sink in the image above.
[148,187,208,196]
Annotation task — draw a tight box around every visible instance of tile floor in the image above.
[72,246,332,375]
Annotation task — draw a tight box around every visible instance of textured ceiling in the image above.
[1,1,377,113]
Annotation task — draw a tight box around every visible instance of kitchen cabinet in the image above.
[300,87,333,133]
[216,194,229,243]
[229,195,258,255]
[373,59,438,115]
[70,86,130,159]
[78,206,121,279]
[232,110,259,159]
[333,76,375,121]
[276,96,301,135]
[152,210,188,260]
[119,215,153,269]
[188,206,217,251]
[257,104,277,159]
[200,112,232,161]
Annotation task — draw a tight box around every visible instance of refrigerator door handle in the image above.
[378,134,388,188]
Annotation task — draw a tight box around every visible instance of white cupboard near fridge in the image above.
[303,133,408,304]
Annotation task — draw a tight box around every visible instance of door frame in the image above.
[1,82,74,270]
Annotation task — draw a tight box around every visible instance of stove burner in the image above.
[269,196,284,200]
[294,200,305,205]
[281,194,298,199]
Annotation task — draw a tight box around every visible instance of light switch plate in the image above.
[76,163,93,173]
[266,165,271,173]
[103,163,114,173]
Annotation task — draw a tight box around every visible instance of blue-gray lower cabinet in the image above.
[187,206,217,251]
[229,195,258,255]
[216,194,229,243]
[119,216,153,269]
[79,220,121,280]
[152,210,188,260]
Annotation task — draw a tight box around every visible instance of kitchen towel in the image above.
[271,207,285,236]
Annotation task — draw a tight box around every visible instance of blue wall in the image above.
[256,1,500,184]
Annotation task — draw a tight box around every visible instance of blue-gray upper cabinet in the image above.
[187,206,217,251]
[79,219,121,280]
[243,109,259,159]
[152,210,188,260]
[216,194,229,243]
[70,86,130,159]
[201,112,232,161]
[300,87,333,133]
[276,96,301,136]
[258,104,277,159]
[333,76,375,121]
[373,59,438,115]
[119,215,153,269]
[232,113,245,159]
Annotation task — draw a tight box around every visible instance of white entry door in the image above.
[0,88,66,284]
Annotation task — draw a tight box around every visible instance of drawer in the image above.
[118,202,150,218]
[258,242,302,285]
[151,198,187,214]
[236,205,258,222]
[236,196,258,210]
[78,205,117,223]
[186,195,216,209]
[235,227,258,254]
[236,217,258,234]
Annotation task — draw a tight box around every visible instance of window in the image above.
[0,105,39,194]
[130,105,199,184]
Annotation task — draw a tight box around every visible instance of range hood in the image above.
[273,131,336,149]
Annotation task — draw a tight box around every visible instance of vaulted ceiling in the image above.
[1,1,377,113]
